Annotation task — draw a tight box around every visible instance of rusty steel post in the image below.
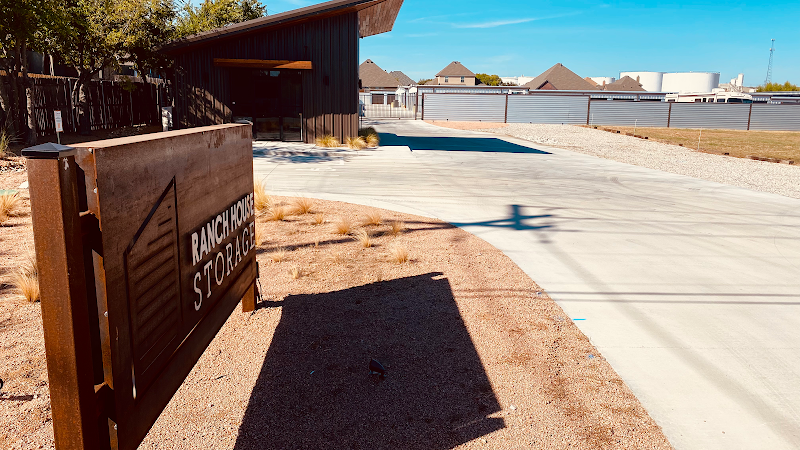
[24,143,107,450]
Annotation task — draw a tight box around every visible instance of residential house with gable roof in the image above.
[435,61,476,86]
[523,63,599,90]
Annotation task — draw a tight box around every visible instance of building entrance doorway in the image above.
[230,69,303,141]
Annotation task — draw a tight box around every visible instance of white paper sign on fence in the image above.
[54,110,63,133]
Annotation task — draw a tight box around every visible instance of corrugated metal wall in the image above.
[506,95,589,124]
[669,103,751,130]
[587,101,670,127]
[423,94,505,122]
[420,94,800,131]
[173,13,359,143]
[749,105,800,131]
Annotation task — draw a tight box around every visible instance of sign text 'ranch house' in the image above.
[191,193,256,311]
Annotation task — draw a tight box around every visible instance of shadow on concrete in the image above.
[379,133,550,154]
[451,205,555,231]
[235,273,504,449]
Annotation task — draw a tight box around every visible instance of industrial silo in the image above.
[619,71,664,91]
[589,77,616,86]
[661,72,720,93]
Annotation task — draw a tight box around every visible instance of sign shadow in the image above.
[235,272,505,449]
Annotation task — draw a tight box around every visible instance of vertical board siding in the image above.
[587,100,670,127]
[749,105,800,131]
[423,94,506,122]
[506,95,589,124]
[174,13,360,143]
[669,103,751,130]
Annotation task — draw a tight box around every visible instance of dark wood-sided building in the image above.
[164,0,403,143]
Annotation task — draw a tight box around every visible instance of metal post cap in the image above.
[22,142,77,159]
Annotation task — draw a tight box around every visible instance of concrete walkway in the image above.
[253,120,800,449]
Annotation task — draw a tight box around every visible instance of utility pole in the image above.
[765,38,775,86]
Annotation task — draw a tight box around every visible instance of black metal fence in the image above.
[1,75,169,136]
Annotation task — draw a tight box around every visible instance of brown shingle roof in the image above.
[523,63,599,90]
[584,77,599,87]
[602,76,645,91]
[359,59,401,88]
[389,70,415,85]
[435,61,475,77]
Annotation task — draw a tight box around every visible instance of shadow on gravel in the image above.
[379,133,550,154]
[235,273,504,449]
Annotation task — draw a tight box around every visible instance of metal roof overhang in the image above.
[163,0,403,54]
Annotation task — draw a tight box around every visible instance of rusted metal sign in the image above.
[24,124,257,450]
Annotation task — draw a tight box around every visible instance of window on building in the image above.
[445,76,449,83]
[461,76,464,83]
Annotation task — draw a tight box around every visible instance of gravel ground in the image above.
[430,121,800,199]
[0,182,673,449]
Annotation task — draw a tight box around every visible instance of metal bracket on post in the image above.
[22,142,111,450]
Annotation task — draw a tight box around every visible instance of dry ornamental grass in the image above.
[389,220,405,236]
[389,244,409,264]
[266,205,286,222]
[254,181,272,214]
[345,136,367,150]
[315,135,340,148]
[333,217,352,235]
[291,197,314,215]
[0,192,20,223]
[313,213,325,225]
[11,251,39,302]
[353,229,372,248]
[362,211,382,226]
[269,247,287,263]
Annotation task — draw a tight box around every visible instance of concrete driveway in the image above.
[253,119,800,449]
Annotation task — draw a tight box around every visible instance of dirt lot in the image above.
[0,168,672,449]
[594,126,800,162]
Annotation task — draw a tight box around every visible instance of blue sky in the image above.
[265,0,799,86]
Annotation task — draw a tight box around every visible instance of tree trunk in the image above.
[73,71,93,135]
[22,44,37,146]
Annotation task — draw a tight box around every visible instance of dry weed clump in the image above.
[345,136,367,150]
[363,211,382,226]
[328,251,345,264]
[333,217,352,235]
[0,192,20,223]
[354,229,372,248]
[267,205,287,221]
[254,181,272,213]
[315,135,340,148]
[313,213,325,225]
[269,247,287,262]
[292,197,314,215]
[389,245,409,264]
[290,265,302,279]
[389,220,405,236]
[12,252,39,302]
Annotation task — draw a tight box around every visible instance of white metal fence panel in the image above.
[506,95,589,124]
[423,94,506,122]
[749,105,800,131]
[588,101,670,127]
[669,103,751,130]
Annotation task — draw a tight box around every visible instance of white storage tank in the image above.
[661,72,720,93]
[619,71,664,92]
[589,77,615,87]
